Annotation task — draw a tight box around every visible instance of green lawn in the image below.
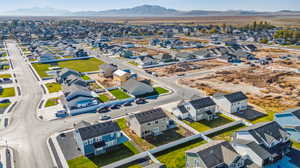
[207,124,246,141]
[32,58,105,78]
[68,143,138,168]
[110,89,131,100]
[0,102,11,108]
[117,118,128,130]
[45,97,59,107]
[82,75,91,80]
[183,114,234,132]
[155,139,206,168]
[0,74,11,78]
[128,61,139,66]
[98,94,110,102]
[292,141,300,150]
[0,88,15,98]
[45,83,61,93]
[154,87,169,95]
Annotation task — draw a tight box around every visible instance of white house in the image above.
[213,91,248,113]
[173,97,217,121]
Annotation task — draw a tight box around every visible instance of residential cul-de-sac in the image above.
[0,2,300,168]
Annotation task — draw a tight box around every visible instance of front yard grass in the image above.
[45,82,61,93]
[0,74,12,78]
[0,102,11,108]
[0,88,15,98]
[68,143,139,168]
[110,89,131,100]
[128,61,139,66]
[98,94,110,102]
[82,75,91,80]
[154,87,169,95]
[154,138,206,168]
[183,114,234,132]
[32,63,51,78]
[45,97,59,107]
[207,123,246,141]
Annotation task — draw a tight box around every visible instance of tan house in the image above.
[127,108,173,138]
[113,69,130,82]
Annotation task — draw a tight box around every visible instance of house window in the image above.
[155,121,158,124]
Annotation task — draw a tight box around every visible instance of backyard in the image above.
[154,138,206,168]
[67,142,139,168]
[45,82,62,93]
[207,123,246,141]
[0,87,15,98]
[183,114,234,132]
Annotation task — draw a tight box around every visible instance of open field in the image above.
[148,59,230,77]
[88,16,300,27]
[129,47,168,55]
[32,58,104,78]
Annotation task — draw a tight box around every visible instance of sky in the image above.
[1,0,300,12]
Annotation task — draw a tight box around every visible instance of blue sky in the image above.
[2,0,300,12]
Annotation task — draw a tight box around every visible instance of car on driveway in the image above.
[99,114,111,121]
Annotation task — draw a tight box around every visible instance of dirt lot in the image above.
[253,48,300,59]
[148,59,230,77]
[89,74,120,88]
[179,66,300,113]
[129,47,168,55]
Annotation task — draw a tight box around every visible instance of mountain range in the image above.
[1,5,300,17]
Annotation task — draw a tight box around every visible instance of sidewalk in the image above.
[0,146,15,168]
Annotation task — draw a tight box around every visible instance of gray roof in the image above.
[75,121,121,140]
[186,140,240,167]
[122,79,153,94]
[291,108,300,120]
[224,91,248,103]
[238,121,289,145]
[189,97,216,109]
[132,108,168,124]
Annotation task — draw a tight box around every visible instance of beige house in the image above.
[113,69,130,82]
[127,108,173,138]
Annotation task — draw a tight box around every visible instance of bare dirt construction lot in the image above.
[130,47,168,55]
[179,66,300,117]
[148,59,230,77]
[89,74,120,88]
[253,48,300,59]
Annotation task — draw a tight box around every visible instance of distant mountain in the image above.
[73,5,179,16]
[2,7,71,16]
[2,5,300,17]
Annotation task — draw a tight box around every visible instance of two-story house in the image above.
[173,97,217,121]
[232,121,291,167]
[74,120,128,156]
[213,92,248,113]
[56,68,81,84]
[274,108,300,142]
[186,140,245,168]
[127,108,174,138]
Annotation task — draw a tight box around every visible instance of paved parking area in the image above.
[56,131,82,161]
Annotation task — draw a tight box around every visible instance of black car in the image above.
[97,107,109,113]
[136,98,147,104]
[110,104,121,110]
[0,99,10,103]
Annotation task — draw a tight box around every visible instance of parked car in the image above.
[97,107,109,113]
[99,114,111,120]
[110,104,121,110]
[136,98,147,104]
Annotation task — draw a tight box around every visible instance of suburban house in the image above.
[127,108,174,138]
[274,108,300,142]
[122,79,154,97]
[74,120,128,156]
[232,121,291,167]
[213,92,248,113]
[56,68,81,84]
[173,97,217,121]
[186,140,245,168]
[113,69,131,82]
[136,55,157,66]
[100,64,118,78]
